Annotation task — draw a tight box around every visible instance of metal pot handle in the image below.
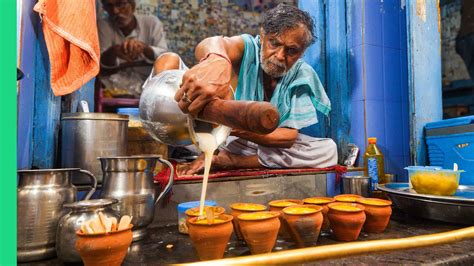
[154,158,174,205]
[78,169,97,200]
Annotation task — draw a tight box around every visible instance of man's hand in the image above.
[174,54,233,116]
[122,39,146,60]
[109,39,147,63]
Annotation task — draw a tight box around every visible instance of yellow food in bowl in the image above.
[410,171,459,196]
[186,206,225,217]
[194,218,226,225]
[334,195,361,202]
[304,198,333,204]
[330,204,362,212]
[231,203,266,211]
[283,206,318,215]
[238,212,278,220]
[270,201,298,207]
[358,198,391,206]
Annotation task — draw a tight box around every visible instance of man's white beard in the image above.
[260,51,287,78]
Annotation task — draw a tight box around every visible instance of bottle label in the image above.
[368,158,378,191]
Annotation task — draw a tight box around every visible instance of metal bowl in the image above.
[378,183,474,224]
[139,70,231,147]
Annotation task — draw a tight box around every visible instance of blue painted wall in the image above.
[300,0,351,162]
[17,0,38,169]
[347,0,410,181]
[301,0,410,181]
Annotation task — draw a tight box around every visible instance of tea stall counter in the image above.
[23,210,474,265]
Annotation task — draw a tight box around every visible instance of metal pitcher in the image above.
[139,69,231,147]
[99,155,174,241]
[56,199,118,263]
[17,168,97,262]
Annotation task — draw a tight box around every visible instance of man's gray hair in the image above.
[260,4,315,47]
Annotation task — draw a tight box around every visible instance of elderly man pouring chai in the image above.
[151,4,338,175]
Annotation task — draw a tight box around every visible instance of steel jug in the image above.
[139,69,231,147]
[99,155,174,241]
[56,198,118,263]
[17,168,97,262]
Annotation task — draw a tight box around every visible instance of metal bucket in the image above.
[342,175,371,197]
[60,112,128,184]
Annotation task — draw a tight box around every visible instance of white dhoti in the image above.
[222,134,338,168]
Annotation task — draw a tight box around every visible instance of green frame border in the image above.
[2,0,17,264]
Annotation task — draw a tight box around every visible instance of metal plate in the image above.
[378,183,474,224]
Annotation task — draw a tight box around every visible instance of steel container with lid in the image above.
[61,112,129,184]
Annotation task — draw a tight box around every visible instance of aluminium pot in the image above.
[61,112,128,184]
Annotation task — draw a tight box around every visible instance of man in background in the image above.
[456,0,474,79]
[98,0,168,97]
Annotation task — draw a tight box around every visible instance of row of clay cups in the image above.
[232,196,392,244]
[184,195,392,261]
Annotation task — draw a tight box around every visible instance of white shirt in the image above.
[98,14,168,81]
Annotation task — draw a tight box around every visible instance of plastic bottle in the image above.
[363,137,385,190]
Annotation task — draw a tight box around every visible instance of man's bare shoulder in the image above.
[222,36,245,57]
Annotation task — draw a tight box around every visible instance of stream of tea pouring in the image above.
[194,132,219,219]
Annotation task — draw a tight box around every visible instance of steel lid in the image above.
[61,112,129,121]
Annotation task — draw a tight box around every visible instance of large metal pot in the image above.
[17,168,97,262]
[99,155,174,241]
[56,198,119,263]
[61,112,128,184]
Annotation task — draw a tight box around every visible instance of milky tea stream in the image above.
[195,132,218,218]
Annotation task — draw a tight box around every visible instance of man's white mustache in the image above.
[269,59,285,69]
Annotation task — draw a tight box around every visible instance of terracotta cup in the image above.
[356,198,392,233]
[185,206,226,220]
[303,197,336,231]
[334,194,364,203]
[268,199,303,238]
[75,225,133,266]
[187,214,234,261]
[230,203,266,240]
[327,202,366,241]
[238,211,280,254]
[282,205,323,248]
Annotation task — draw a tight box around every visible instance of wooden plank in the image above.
[32,30,62,168]
[326,0,350,162]
[406,0,443,165]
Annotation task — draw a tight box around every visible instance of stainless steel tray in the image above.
[378,183,474,225]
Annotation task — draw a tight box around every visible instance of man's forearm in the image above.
[232,128,298,148]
